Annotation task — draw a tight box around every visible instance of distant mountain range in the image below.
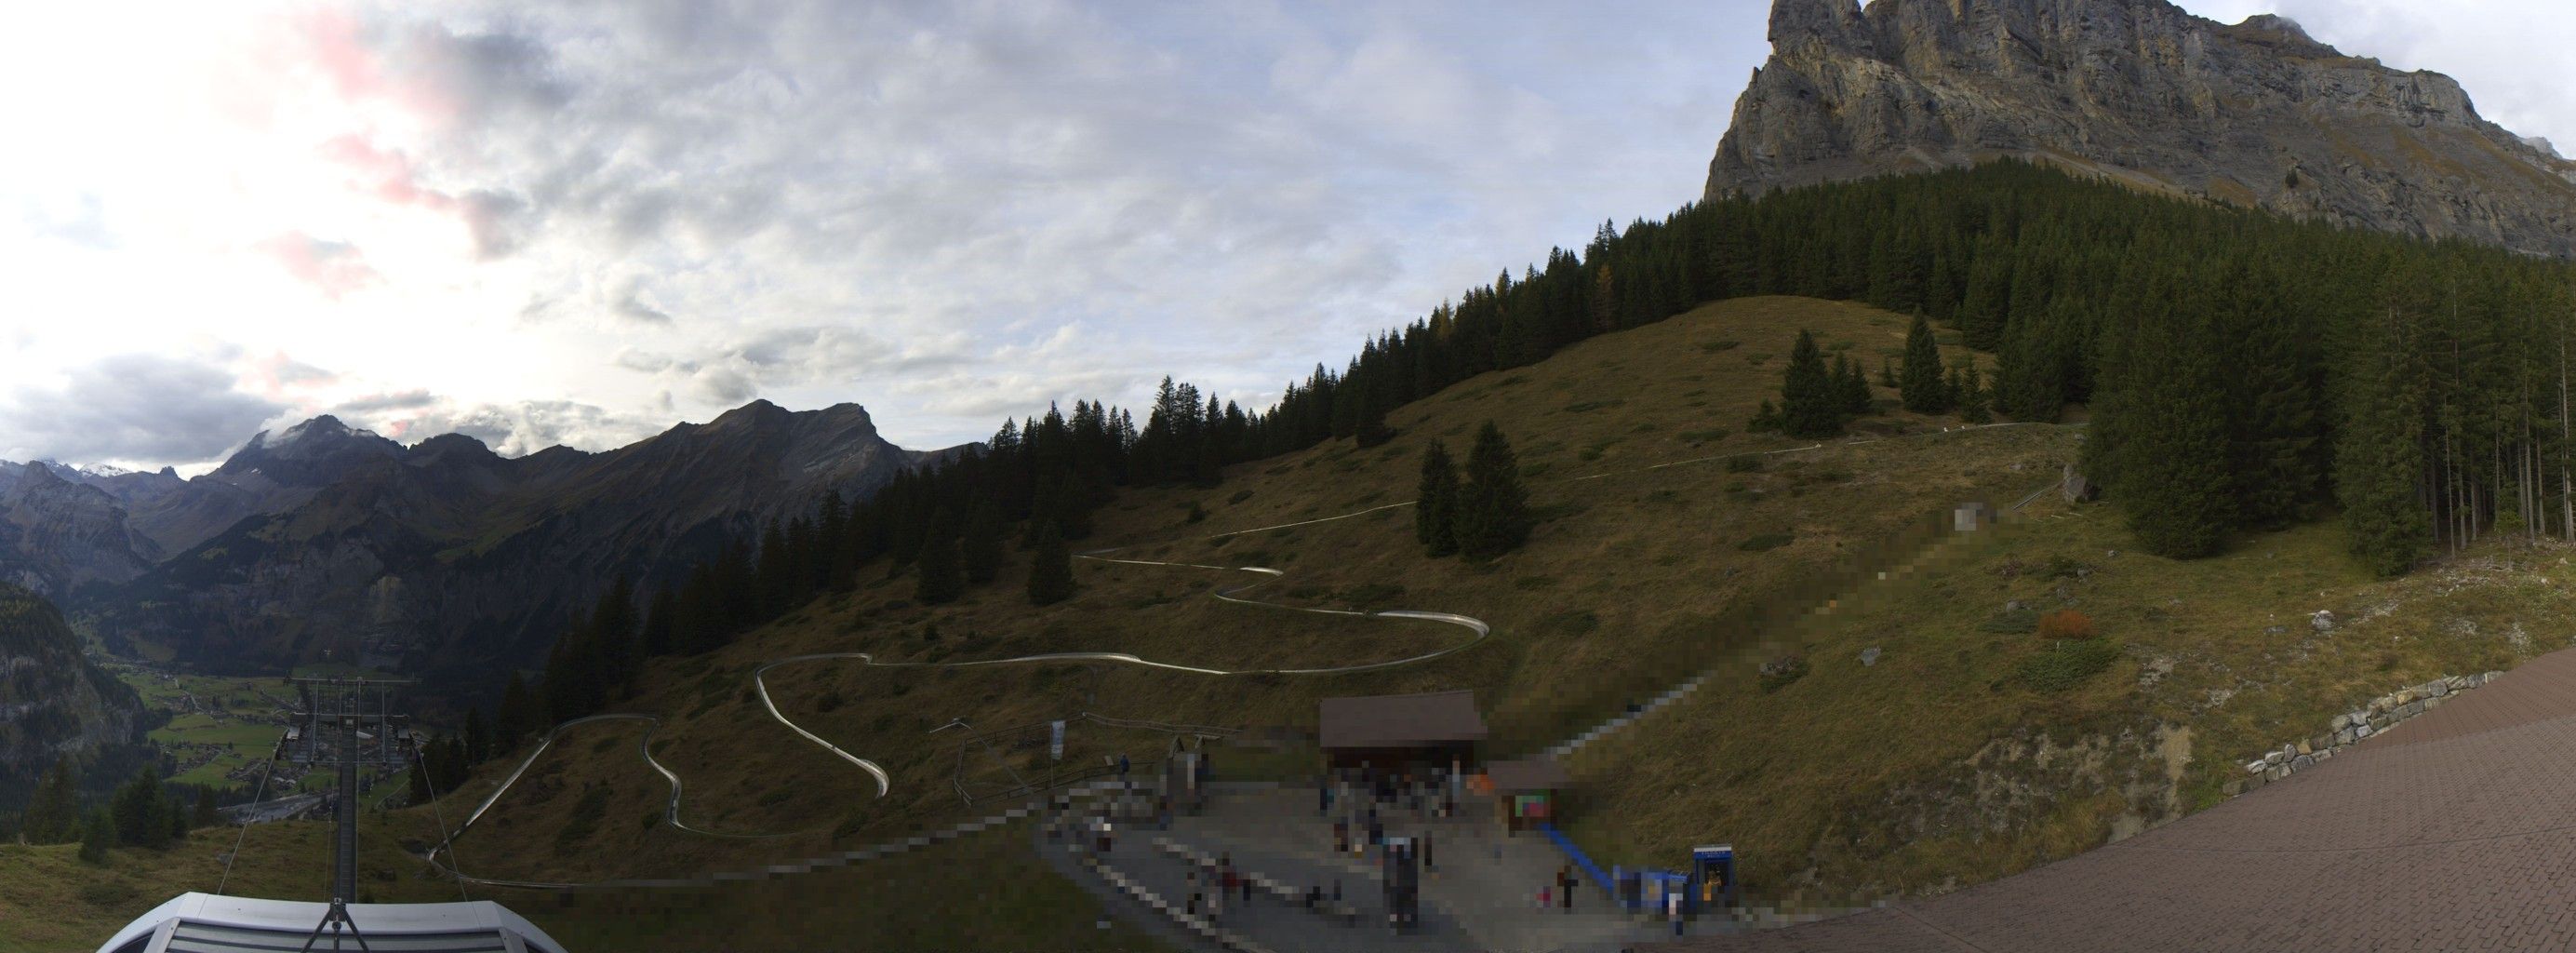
[0,400,948,683]
[1715,0,2576,257]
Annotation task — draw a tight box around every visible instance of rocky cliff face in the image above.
[0,585,142,775]
[82,401,939,680]
[1712,0,2576,257]
[0,463,158,597]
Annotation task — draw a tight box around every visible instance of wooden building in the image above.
[1317,690,1488,772]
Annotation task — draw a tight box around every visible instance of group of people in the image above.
[1183,851,1259,920]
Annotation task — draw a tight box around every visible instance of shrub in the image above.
[2035,610,2096,640]
[2015,638,2120,692]
[1185,502,1208,523]
[1978,609,2040,633]
[1737,532,1794,552]
[553,786,613,853]
[1227,490,1254,505]
[1726,455,1762,473]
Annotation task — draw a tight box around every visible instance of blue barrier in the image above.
[1536,823,1618,901]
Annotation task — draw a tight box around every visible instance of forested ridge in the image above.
[491,159,2575,751]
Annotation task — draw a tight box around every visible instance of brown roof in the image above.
[1485,757,1572,792]
[1317,690,1488,750]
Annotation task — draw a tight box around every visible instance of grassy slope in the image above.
[432,296,2070,885]
[58,293,2568,944]
[1567,495,2576,906]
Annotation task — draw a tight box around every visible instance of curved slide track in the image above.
[424,423,2053,889]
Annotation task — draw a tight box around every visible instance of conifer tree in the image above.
[495,671,538,749]
[1958,364,1993,423]
[2091,300,2235,557]
[639,590,675,659]
[20,756,76,844]
[1416,441,1461,557]
[914,511,966,605]
[463,708,491,764]
[1834,353,1872,416]
[1780,329,1843,437]
[961,502,1004,585]
[1877,357,1898,389]
[1454,423,1533,559]
[2339,297,2432,575]
[111,766,167,849]
[192,788,219,830]
[78,808,112,865]
[1900,313,1951,413]
[1748,399,1782,434]
[1026,523,1075,606]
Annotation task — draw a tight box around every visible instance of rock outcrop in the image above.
[0,462,158,596]
[1711,0,2576,258]
[0,585,143,775]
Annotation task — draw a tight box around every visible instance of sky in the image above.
[2,1,2571,475]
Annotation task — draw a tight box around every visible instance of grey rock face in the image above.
[0,462,157,596]
[1712,0,2576,258]
[0,585,143,773]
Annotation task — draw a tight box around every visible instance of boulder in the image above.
[2311,610,2334,633]
[2062,464,2098,503]
[1860,647,1883,667]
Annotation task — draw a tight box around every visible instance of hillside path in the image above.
[1655,644,2576,951]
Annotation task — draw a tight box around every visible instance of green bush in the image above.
[2015,638,2121,692]
[1725,455,1762,474]
[1978,609,2040,633]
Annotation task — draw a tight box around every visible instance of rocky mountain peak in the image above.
[1710,0,2576,257]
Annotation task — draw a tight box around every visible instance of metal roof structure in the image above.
[1317,690,1488,750]
[1484,757,1573,792]
[95,893,566,953]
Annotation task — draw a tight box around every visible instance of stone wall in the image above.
[2224,671,2503,797]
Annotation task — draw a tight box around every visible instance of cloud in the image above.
[0,0,1766,466]
[330,388,436,414]
[386,398,665,456]
[0,356,286,466]
[256,231,382,299]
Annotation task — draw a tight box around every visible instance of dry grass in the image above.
[1566,487,2576,908]
[424,297,2067,884]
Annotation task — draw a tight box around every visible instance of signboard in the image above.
[1049,720,1065,761]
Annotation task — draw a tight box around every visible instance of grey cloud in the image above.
[691,366,755,405]
[0,356,286,466]
[323,0,1743,448]
[612,349,673,373]
[400,21,573,119]
[392,398,665,457]
[615,291,673,324]
[461,189,529,259]
[331,389,437,414]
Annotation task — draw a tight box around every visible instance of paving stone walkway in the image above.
[1656,646,2576,951]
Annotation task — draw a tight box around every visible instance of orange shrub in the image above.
[2036,609,2095,640]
